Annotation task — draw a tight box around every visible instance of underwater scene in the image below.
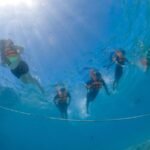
[0,0,150,150]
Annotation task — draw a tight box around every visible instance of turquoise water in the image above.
[0,0,150,149]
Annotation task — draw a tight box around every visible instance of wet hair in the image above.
[117,48,126,55]
[7,39,14,45]
[59,87,66,93]
[0,39,14,51]
[95,71,102,79]
[90,69,102,79]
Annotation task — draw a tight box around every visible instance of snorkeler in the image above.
[0,39,44,93]
[53,87,71,119]
[85,69,110,114]
[111,49,129,90]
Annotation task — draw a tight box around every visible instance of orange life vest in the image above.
[5,48,18,57]
[58,93,68,103]
[91,80,102,89]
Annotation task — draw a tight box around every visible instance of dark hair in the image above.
[59,88,66,93]
[95,72,102,79]
[118,48,126,55]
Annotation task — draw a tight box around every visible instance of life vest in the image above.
[116,56,126,65]
[4,48,19,64]
[57,93,69,103]
[91,80,102,89]
[5,48,18,57]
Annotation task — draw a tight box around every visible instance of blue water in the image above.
[0,0,150,149]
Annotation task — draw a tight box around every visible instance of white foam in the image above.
[77,97,90,118]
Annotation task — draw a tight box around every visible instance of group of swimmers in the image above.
[0,39,149,119]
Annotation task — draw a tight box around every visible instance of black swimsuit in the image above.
[86,79,103,103]
[115,56,126,81]
[11,61,29,78]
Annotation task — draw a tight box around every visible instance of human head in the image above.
[4,39,14,48]
[90,69,101,80]
[0,39,14,53]
[116,49,125,57]
[58,87,66,95]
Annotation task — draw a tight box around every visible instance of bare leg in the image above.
[86,91,98,114]
[113,80,118,91]
[64,109,68,119]
[113,65,122,90]
[20,73,44,93]
[86,92,92,114]
[61,107,68,119]
[86,100,90,114]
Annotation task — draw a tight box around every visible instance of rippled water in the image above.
[0,0,150,150]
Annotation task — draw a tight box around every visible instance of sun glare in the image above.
[0,0,35,7]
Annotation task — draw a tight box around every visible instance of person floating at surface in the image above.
[85,69,110,114]
[140,48,150,72]
[0,39,44,93]
[111,49,129,90]
[53,87,71,119]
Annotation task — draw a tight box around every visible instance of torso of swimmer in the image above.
[54,88,71,105]
[113,50,128,66]
[86,69,104,90]
[0,39,24,70]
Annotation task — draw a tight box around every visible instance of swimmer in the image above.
[140,48,150,72]
[53,87,71,119]
[0,39,44,93]
[85,69,110,114]
[111,49,129,90]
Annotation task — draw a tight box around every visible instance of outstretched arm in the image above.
[102,79,110,95]
[85,80,92,89]
[67,92,71,105]
[114,57,130,67]
[53,95,58,105]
